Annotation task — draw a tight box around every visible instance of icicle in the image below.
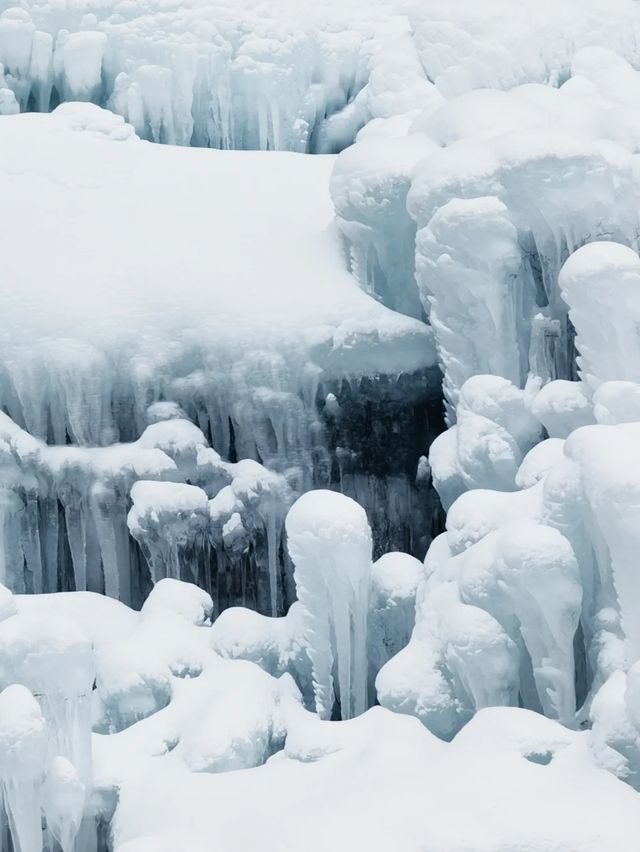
[0,685,46,852]
[286,490,372,719]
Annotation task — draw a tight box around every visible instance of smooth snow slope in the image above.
[0,105,434,446]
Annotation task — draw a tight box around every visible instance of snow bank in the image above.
[0,107,435,447]
[111,704,640,852]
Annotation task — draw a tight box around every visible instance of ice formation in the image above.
[0,0,638,152]
[3,0,640,849]
[0,104,441,612]
[286,490,372,720]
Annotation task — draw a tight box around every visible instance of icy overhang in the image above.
[0,105,436,444]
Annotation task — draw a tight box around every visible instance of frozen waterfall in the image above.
[3,2,640,851]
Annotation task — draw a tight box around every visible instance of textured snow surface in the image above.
[0,579,637,852]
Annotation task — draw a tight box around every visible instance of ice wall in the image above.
[332,47,640,414]
[1,0,639,153]
[385,243,640,751]
[4,4,640,849]
[0,0,421,152]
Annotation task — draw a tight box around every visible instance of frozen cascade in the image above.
[329,48,640,413]
[6,7,640,849]
[0,372,443,614]
[0,0,428,153]
[0,106,444,613]
[0,0,638,154]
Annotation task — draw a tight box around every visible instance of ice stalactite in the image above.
[560,242,640,391]
[565,424,640,667]
[0,586,93,852]
[428,376,542,510]
[367,551,424,698]
[42,756,85,852]
[377,513,582,737]
[0,612,95,787]
[376,561,520,739]
[0,684,47,852]
[208,460,294,616]
[0,3,418,153]
[286,490,372,720]
[558,243,640,667]
[415,198,527,419]
[330,132,438,320]
[408,137,639,408]
[128,482,211,585]
[472,523,582,724]
[0,408,299,613]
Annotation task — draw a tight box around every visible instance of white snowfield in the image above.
[3,0,640,851]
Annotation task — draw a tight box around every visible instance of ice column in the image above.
[286,490,373,720]
[415,197,526,418]
[497,523,582,724]
[560,241,640,390]
[0,614,94,787]
[0,684,46,852]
